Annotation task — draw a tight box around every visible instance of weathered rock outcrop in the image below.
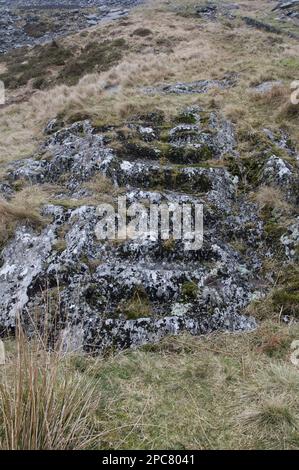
[0,104,298,351]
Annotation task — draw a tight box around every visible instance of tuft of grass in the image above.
[241,398,295,428]
[83,174,124,204]
[120,287,153,320]
[0,187,48,249]
[181,280,199,299]
[0,327,101,450]
[2,320,299,449]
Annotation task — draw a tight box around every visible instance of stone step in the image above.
[115,160,235,197]
[54,256,253,319]
[0,116,266,348]
[82,312,256,352]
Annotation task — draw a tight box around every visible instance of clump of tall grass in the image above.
[0,186,49,249]
[0,326,101,450]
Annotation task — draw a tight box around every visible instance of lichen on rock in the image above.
[0,105,298,351]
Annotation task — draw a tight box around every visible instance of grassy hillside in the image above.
[1,0,299,163]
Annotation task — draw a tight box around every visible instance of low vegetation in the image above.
[120,288,153,320]
[0,328,101,450]
[246,264,299,321]
[1,320,299,449]
[0,37,127,90]
[0,0,298,451]
[1,0,298,163]
[0,41,73,90]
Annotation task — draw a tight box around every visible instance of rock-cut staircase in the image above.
[0,104,282,351]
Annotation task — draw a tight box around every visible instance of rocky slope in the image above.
[0,0,298,352]
[0,0,143,53]
[0,98,298,351]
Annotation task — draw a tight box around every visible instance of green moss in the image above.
[158,142,214,164]
[181,281,198,300]
[0,38,126,90]
[272,267,299,317]
[115,139,158,160]
[226,154,267,188]
[172,168,211,193]
[143,166,212,194]
[175,112,197,125]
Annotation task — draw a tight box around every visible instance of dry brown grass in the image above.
[251,85,288,107]
[0,0,299,451]
[252,186,291,214]
[0,186,49,248]
[0,2,237,163]
[279,101,299,121]
[83,174,124,204]
[0,327,101,450]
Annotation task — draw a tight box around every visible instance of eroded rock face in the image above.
[8,121,115,190]
[281,217,299,259]
[0,107,298,351]
[0,1,143,54]
[262,155,299,204]
[0,222,58,328]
